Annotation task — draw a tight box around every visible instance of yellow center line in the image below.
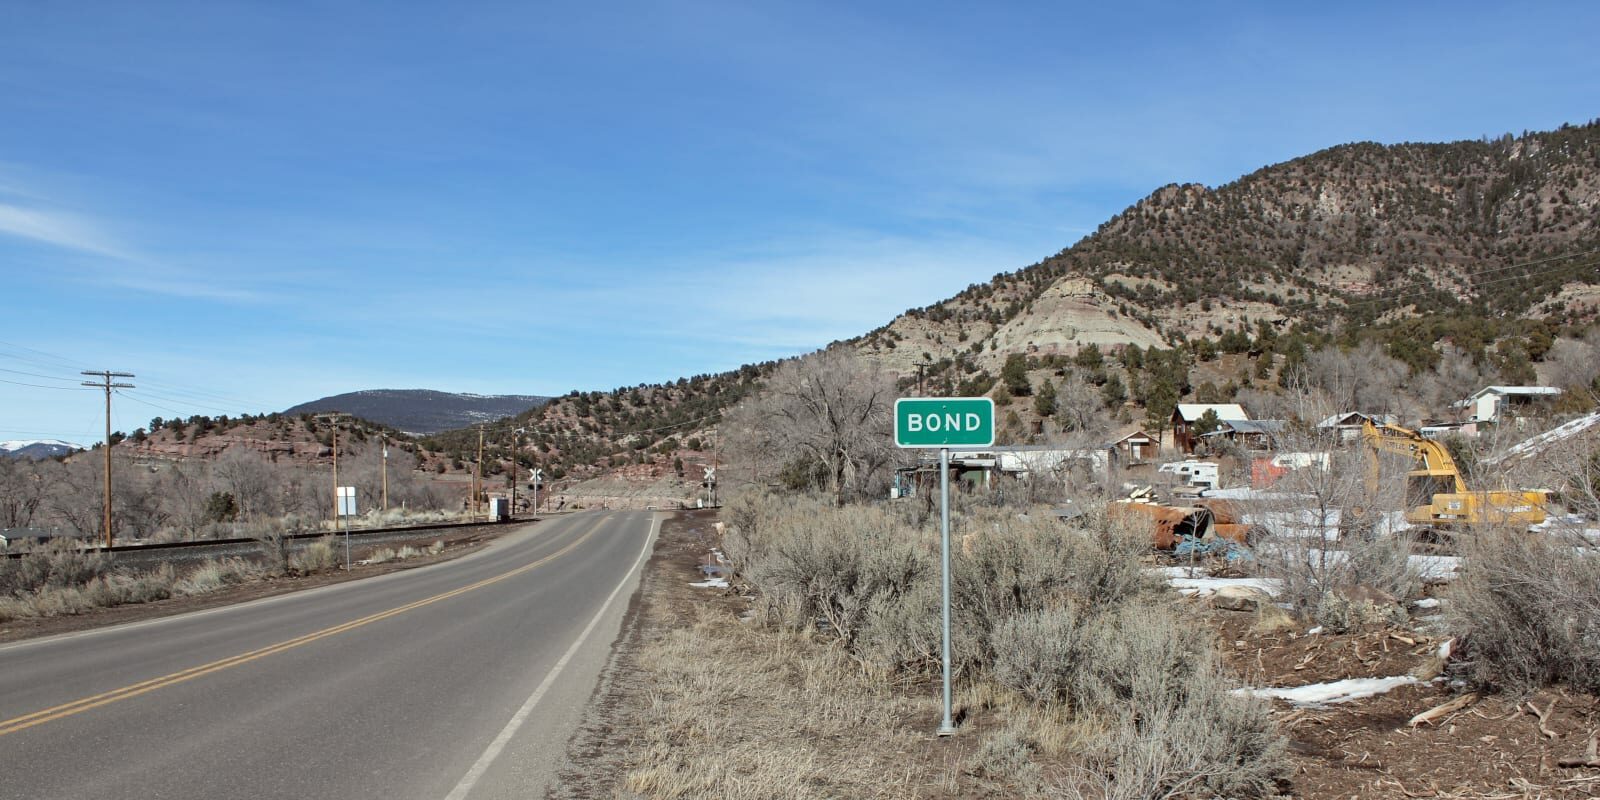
[0,514,611,738]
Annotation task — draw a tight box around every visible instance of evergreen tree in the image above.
[1001,353,1032,396]
[1033,379,1057,417]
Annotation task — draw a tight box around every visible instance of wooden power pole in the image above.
[81,370,134,548]
[474,424,485,519]
[381,433,389,512]
[315,413,349,527]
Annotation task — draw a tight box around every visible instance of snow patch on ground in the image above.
[1238,676,1419,707]
[690,578,729,589]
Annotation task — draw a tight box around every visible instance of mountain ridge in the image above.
[284,389,550,435]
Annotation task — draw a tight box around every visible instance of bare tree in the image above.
[1052,367,1112,446]
[0,458,47,530]
[111,456,171,539]
[1545,332,1600,400]
[1250,396,1416,628]
[160,461,215,539]
[212,446,276,520]
[1417,346,1490,419]
[723,348,906,504]
[45,456,103,537]
[1299,346,1408,417]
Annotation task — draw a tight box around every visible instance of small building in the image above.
[1201,419,1288,452]
[1171,404,1250,454]
[1456,386,1563,425]
[1316,412,1398,442]
[1106,429,1158,464]
[0,528,59,549]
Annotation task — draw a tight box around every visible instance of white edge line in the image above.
[443,512,661,800]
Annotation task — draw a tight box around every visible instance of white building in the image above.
[1456,386,1562,424]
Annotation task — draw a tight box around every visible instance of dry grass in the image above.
[0,552,266,623]
[623,608,947,799]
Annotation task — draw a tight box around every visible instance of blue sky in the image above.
[2,1,1597,444]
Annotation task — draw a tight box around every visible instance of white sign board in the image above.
[337,486,357,517]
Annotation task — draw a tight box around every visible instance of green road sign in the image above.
[895,397,995,448]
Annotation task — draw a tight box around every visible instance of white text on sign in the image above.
[905,412,984,433]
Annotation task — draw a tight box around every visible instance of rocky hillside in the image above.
[859,121,1600,376]
[431,121,1600,471]
[419,364,776,482]
[284,389,549,435]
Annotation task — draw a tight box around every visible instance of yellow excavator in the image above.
[1360,421,1548,530]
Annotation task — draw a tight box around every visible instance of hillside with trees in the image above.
[857,121,1600,393]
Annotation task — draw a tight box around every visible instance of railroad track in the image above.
[3,516,537,567]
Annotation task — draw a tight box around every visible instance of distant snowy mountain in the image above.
[0,439,84,460]
[284,389,549,435]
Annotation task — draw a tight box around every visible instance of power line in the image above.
[0,366,83,383]
[123,387,247,417]
[0,340,91,372]
[114,389,191,418]
[0,377,96,391]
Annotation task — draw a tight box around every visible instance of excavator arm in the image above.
[1360,421,1469,494]
[1359,420,1547,528]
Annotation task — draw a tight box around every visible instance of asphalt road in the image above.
[0,510,658,800]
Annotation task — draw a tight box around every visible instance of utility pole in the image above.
[512,427,526,516]
[81,370,134,548]
[316,413,351,570]
[381,433,389,513]
[474,424,485,520]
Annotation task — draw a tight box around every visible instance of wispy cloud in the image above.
[0,189,278,303]
[0,202,135,260]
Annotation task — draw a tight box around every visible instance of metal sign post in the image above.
[337,486,356,570]
[893,397,994,737]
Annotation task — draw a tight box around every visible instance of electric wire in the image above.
[0,377,96,391]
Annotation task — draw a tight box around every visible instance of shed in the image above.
[1106,429,1158,463]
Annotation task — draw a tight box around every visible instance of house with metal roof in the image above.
[1170,403,1249,454]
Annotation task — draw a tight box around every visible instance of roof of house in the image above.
[1107,429,1156,445]
[1463,385,1563,402]
[1173,403,1249,423]
[1316,412,1397,429]
[1223,419,1287,435]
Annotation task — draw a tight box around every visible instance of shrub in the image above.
[1071,665,1286,799]
[1448,529,1600,694]
[175,558,259,595]
[0,538,111,594]
[291,536,341,574]
[1253,523,1418,631]
[723,490,1288,797]
[967,729,1042,792]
